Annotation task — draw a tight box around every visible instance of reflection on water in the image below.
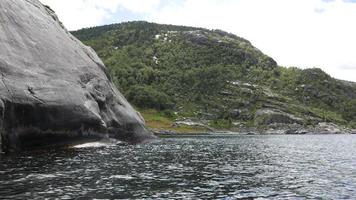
[1,135,356,199]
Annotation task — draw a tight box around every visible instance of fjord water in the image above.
[1,135,355,199]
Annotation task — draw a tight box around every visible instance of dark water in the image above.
[1,135,356,199]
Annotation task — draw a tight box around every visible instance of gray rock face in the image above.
[254,108,304,126]
[0,0,154,152]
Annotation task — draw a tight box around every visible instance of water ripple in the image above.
[1,135,356,199]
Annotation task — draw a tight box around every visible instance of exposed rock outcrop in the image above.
[255,122,352,135]
[254,108,304,126]
[0,0,154,152]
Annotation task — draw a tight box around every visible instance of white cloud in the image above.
[39,0,116,30]
[40,0,356,82]
[39,0,160,30]
[115,0,161,13]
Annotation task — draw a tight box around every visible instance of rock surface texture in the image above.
[0,0,154,152]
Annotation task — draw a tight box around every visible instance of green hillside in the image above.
[72,21,356,131]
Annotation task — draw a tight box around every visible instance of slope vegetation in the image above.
[72,21,356,131]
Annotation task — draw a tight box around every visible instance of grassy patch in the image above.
[209,119,232,129]
[309,108,346,124]
[138,109,208,133]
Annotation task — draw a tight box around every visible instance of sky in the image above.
[39,0,356,82]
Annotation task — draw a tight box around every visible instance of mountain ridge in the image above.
[72,21,356,133]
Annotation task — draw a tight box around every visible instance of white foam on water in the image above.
[25,174,58,180]
[73,139,121,148]
[73,142,108,148]
[109,175,134,180]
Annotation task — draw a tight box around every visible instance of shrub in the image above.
[126,85,173,110]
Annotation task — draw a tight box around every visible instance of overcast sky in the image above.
[40,0,356,82]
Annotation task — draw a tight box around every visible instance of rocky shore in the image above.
[152,121,356,136]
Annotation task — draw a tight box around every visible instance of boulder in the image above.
[0,0,154,152]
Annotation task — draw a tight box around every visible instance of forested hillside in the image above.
[72,21,356,131]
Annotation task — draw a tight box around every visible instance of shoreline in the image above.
[152,126,356,137]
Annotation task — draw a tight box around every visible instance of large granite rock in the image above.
[0,0,154,152]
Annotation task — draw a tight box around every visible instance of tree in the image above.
[126,86,173,110]
[342,100,356,121]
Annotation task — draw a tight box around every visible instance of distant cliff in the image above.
[0,1,154,152]
[72,21,356,133]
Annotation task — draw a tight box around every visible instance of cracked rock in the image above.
[0,0,155,152]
